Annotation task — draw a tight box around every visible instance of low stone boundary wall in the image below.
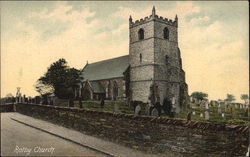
[0,104,14,112]
[15,103,248,134]
[15,103,249,156]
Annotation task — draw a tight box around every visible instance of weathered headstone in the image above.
[146,103,152,115]
[200,113,203,118]
[114,103,120,113]
[205,101,209,110]
[135,105,141,116]
[235,104,238,108]
[192,111,196,115]
[187,112,192,121]
[205,111,209,120]
[218,104,222,114]
[222,113,225,118]
[151,108,159,116]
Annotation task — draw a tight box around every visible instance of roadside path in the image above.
[1,112,158,157]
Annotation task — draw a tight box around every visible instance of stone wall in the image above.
[0,104,14,112]
[98,78,125,100]
[15,103,248,156]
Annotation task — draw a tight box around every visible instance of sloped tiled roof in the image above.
[81,55,129,81]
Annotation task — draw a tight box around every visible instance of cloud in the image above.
[1,2,128,96]
[112,2,248,101]
[1,1,248,102]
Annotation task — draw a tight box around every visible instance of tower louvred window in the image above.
[163,27,169,39]
[138,28,144,40]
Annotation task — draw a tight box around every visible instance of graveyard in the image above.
[67,100,249,126]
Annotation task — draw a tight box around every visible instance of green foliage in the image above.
[191,92,208,101]
[241,94,249,104]
[225,94,235,103]
[36,58,82,99]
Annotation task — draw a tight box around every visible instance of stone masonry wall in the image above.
[15,103,248,156]
[98,78,125,100]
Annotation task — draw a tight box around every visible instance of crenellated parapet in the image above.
[129,6,178,28]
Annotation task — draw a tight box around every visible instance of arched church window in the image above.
[138,28,144,40]
[140,53,142,63]
[163,27,169,40]
[113,81,118,100]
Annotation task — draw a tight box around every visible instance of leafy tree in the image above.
[241,94,249,104]
[35,81,54,95]
[225,94,235,103]
[191,92,208,101]
[36,59,82,106]
[3,93,15,103]
[6,93,14,98]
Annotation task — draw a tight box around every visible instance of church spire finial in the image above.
[152,6,156,16]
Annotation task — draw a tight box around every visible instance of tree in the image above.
[225,94,235,103]
[191,92,208,102]
[4,93,15,103]
[241,94,249,104]
[34,81,54,95]
[36,59,82,106]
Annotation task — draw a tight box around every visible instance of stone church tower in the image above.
[129,7,188,112]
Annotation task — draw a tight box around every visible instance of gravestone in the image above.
[114,103,120,113]
[222,113,225,118]
[135,105,141,116]
[205,101,209,110]
[218,104,222,114]
[235,104,238,109]
[151,108,159,116]
[146,103,153,115]
[205,111,209,120]
[200,113,203,118]
[187,112,192,121]
[192,111,196,115]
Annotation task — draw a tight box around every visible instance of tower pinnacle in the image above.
[175,14,178,21]
[129,15,132,23]
[152,6,156,16]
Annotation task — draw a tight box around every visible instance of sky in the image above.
[1,1,249,102]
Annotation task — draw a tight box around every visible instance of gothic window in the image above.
[140,53,142,63]
[113,81,118,100]
[163,27,169,40]
[138,28,144,40]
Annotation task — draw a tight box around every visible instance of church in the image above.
[77,7,189,112]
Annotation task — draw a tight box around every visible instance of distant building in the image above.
[78,7,189,112]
